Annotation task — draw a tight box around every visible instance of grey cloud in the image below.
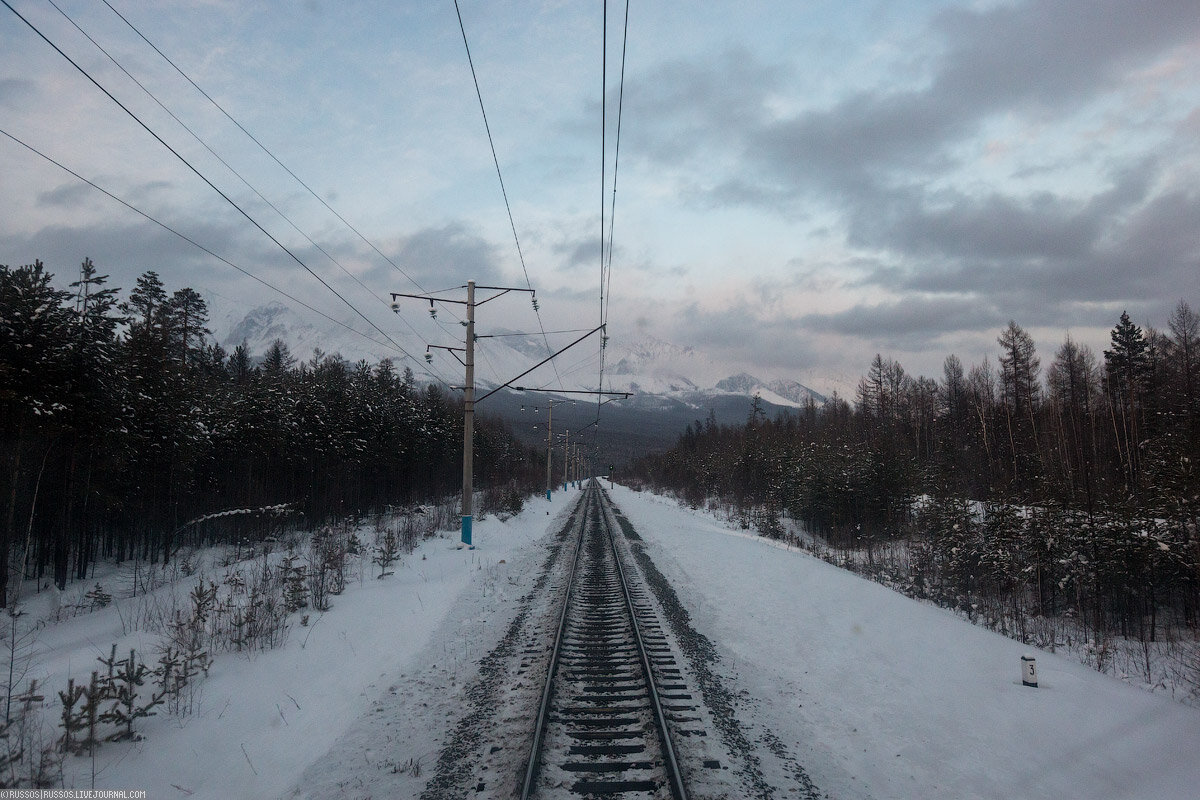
[750,90,957,192]
[626,46,788,166]
[386,223,504,287]
[667,301,821,369]
[551,236,602,271]
[37,183,96,208]
[0,217,257,290]
[931,0,1200,114]
[797,296,1005,345]
[856,188,1107,263]
[873,177,1200,309]
[632,0,1200,204]
[0,206,375,325]
[749,0,1200,192]
[0,78,35,107]
[34,178,177,210]
[1100,187,1200,297]
[684,176,798,211]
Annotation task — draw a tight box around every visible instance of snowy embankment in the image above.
[16,491,582,798]
[608,484,1200,800]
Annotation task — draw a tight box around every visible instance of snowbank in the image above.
[609,484,1200,800]
[21,490,582,798]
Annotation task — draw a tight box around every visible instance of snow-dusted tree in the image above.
[1166,301,1198,438]
[99,649,163,742]
[997,321,1041,488]
[1045,336,1101,509]
[373,528,401,578]
[0,261,75,605]
[165,287,209,368]
[1104,311,1151,491]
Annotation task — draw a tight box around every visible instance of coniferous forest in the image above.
[0,259,543,608]
[632,306,1200,684]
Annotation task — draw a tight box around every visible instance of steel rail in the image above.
[598,485,690,800]
[519,488,590,798]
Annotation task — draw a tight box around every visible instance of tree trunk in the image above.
[0,432,21,609]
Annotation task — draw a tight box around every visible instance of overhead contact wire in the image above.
[604,0,630,331]
[452,0,564,390]
[594,0,630,461]
[594,0,610,456]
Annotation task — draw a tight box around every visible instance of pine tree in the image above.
[100,649,162,742]
[373,528,401,578]
[1104,311,1151,491]
[56,678,85,755]
[121,271,166,336]
[165,287,209,368]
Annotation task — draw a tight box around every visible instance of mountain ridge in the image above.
[215,302,824,405]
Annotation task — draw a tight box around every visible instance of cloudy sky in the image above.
[2,0,1198,395]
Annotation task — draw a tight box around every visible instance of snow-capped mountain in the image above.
[212,302,826,463]
[713,373,826,408]
[214,305,824,410]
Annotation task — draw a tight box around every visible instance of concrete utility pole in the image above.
[545,400,553,500]
[527,397,574,501]
[462,280,475,547]
[391,280,534,549]
[563,428,570,492]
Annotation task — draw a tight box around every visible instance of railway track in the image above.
[520,482,692,799]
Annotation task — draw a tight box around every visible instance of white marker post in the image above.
[1021,654,1038,687]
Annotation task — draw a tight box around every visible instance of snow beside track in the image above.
[607,484,1200,800]
[34,491,580,798]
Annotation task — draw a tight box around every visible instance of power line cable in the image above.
[600,0,608,329]
[96,0,441,301]
[1,0,420,372]
[604,0,630,331]
[594,0,611,453]
[0,124,455,387]
[97,0,491,367]
[43,0,446,358]
[593,0,630,463]
[451,0,564,390]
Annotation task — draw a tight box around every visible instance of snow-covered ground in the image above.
[608,485,1200,800]
[13,483,1200,799]
[14,493,580,798]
